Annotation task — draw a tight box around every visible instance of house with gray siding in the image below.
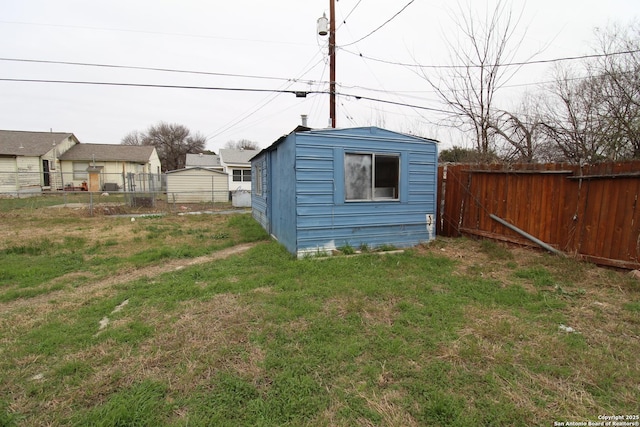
[219,149,259,192]
[250,126,438,257]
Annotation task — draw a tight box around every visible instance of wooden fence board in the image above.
[528,175,543,241]
[620,177,640,262]
[492,174,506,235]
[603,162,640,263]
[437,161,640,269]
[584,179,606,257]
[556,167,576,249]
[599,179,620,260]
[611,184,629,261]
[436,166,444,237]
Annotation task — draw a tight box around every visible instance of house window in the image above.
[344,153,399,201]
[254,164,263,196]
[232,169,252,182]
[73,162,89,180]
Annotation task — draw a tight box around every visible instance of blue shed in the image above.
[251,126,438,257]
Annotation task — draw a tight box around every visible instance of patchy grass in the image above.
[337,243,357,255]
[0,207,638,426]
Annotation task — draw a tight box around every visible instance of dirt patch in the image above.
[0,242,260,317]
[0,208,236,261]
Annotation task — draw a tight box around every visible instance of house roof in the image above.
[59,144,156,163]
[0,130,76,156]
[250,126,310,160]
[185,153,221,168]
[166,166,227,175]
[219,149,260,165]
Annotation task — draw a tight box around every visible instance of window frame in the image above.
[254,164,263,196]
[344,152,400,202]
[232,169,251,182]
[73,161,89,180]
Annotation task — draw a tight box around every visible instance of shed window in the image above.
[345,153,399,201]
[232,169,251,182]
[73,162,89,180]
[254,164,263,196]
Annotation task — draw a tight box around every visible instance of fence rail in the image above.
[437,161,640,270]
[0,170,164,195]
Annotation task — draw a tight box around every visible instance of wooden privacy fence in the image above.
[437,161,640,269]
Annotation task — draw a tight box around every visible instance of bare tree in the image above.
[121,131,143,146]
[420,1,529,160]
[539,66,608,164]
[367,108,387,129]
[488,94,546,163]
[121,122,206,171]
[539,21,640,163]
[592,21,640,159]
[224,139,260,150]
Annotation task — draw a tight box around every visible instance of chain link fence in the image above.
[0,170,250,216]
[1,169,162,193]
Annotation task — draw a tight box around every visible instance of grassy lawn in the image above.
[0,205,638,426]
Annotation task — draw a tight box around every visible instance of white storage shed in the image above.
[166,167,229,203]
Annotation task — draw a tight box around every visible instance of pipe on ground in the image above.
[489,214,567,257]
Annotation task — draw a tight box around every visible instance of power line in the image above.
[206,49,328,140]
[338,75,590,96]
[342,48,640,69]
[340,0,415,48]
[337,0,364,30]
[0,57,330,141]
[346,42,434,124]
[340,93,451,115]
[0,78,304,94]
[0,57,315,85]
[0,61,603,112]
[0,20,309,47]
[5,46,630,96]
[309,56,330,128]
[208,95,314,145]
[0,77,453,114]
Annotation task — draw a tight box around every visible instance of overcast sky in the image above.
[1,0,638,152]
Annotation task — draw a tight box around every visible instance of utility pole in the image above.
[318,0,336,128]
[328,0,336,128]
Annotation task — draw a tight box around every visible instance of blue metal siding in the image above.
[270,134,297,255]
[251,154,268,231]
[253,127,438,257]
[295,139,335,249]
[295,143,335,212]
[294,128,437,256]
[408,149,438,203]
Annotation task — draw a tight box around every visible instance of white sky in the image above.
[0,0,638,152]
